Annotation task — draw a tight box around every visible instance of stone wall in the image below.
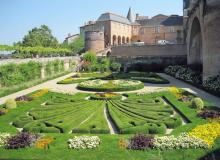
[185,0,220,80]
[110,44,187,71]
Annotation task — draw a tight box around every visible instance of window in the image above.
[155,26,160,33]
[169,27,175,33]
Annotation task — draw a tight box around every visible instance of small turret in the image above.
[127,7,134,22]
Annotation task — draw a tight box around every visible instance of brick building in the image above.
[80,8,184,46]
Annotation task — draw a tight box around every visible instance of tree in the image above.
[62,36,84,53]
[21,25,59,47]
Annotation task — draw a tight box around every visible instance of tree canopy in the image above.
[19,25,59,48]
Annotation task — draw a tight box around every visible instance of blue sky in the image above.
[0,0,183,45]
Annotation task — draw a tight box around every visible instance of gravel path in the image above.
[104,106,119,134]
[1,72,220,108]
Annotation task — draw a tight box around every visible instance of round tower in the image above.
[85,31,105,53]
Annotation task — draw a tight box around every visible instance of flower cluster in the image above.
[165,66,202,84]
[35,137,54,149]
[68,136,101,149]
[0,133,11,147]
[189,122,220,146]
[169,87,182,98]
[127,134,154,150]
[198,110,220,119]
[153,133,208,150]
[15,95,33,102]
[5,132,40,149]
[31,89,49,98]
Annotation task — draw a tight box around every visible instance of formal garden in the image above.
[1,65,220,159]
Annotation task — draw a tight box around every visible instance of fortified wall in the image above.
[110,44,187,71]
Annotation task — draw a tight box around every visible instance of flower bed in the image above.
[0,133,11,147]
[15,95,33,102]
[77,79,144,92]
[30,89,49,98]
[198,110,220,119]
[189,122,220,146]
[68,136,100,149]
[153,133,208,150]
[35,137,54,149]
[90,93,122,100]
[165,65,220,96]
[5,132,40,149]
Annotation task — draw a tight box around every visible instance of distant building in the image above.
[64,34,79,44]
[80,7,184,46]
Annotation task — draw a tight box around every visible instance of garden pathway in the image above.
[157,73,220,107]
[104,106,119,134]
[0,72,76,105]
[1,72,220,108]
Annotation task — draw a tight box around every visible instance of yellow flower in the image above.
[31,89,49,98]
[189,122,220,146]
[35,137,54,149]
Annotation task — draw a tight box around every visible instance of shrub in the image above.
[110,62,121,72]
[82,51,97,64]
[198,110,220,119]
[203,75,220,92]
[191,98,204,110]
[68,136,101,149]
[153,133,208,150]
[5,99,17,109]
[5,132,40,149]
[128,134,154,150]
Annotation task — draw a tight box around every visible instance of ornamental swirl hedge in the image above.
[77,79,144,92]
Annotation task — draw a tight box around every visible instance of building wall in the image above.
[85,31,105,53]
[139,25,183,44]
[110,44,187,71]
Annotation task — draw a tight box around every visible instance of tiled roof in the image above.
[161,15,183,26]
[97,12,131,25]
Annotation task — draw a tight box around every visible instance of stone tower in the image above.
[127,7,134,22]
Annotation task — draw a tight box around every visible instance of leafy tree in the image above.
[62,36,84,53]
[21,25,59,47]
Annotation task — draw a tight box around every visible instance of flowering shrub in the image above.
[165,66,202,84]
[5,132,40,149]
[68,136,101,149]
[198,110,220,119]
[30,89,49,98]
[203,75,220,92]
[128,134,154,150]
[35,137,53,149]
[0,133,11,147]
[153,133,208,150]
[5,99,17,109]
[189,122,220,146]
[90,92,122,100]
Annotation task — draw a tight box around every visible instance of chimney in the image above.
[136,13,139,20]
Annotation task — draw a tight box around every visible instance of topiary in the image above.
[5,99,17,109]
[192,98,204,110]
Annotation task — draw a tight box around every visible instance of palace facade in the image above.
[80,8,184,46]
